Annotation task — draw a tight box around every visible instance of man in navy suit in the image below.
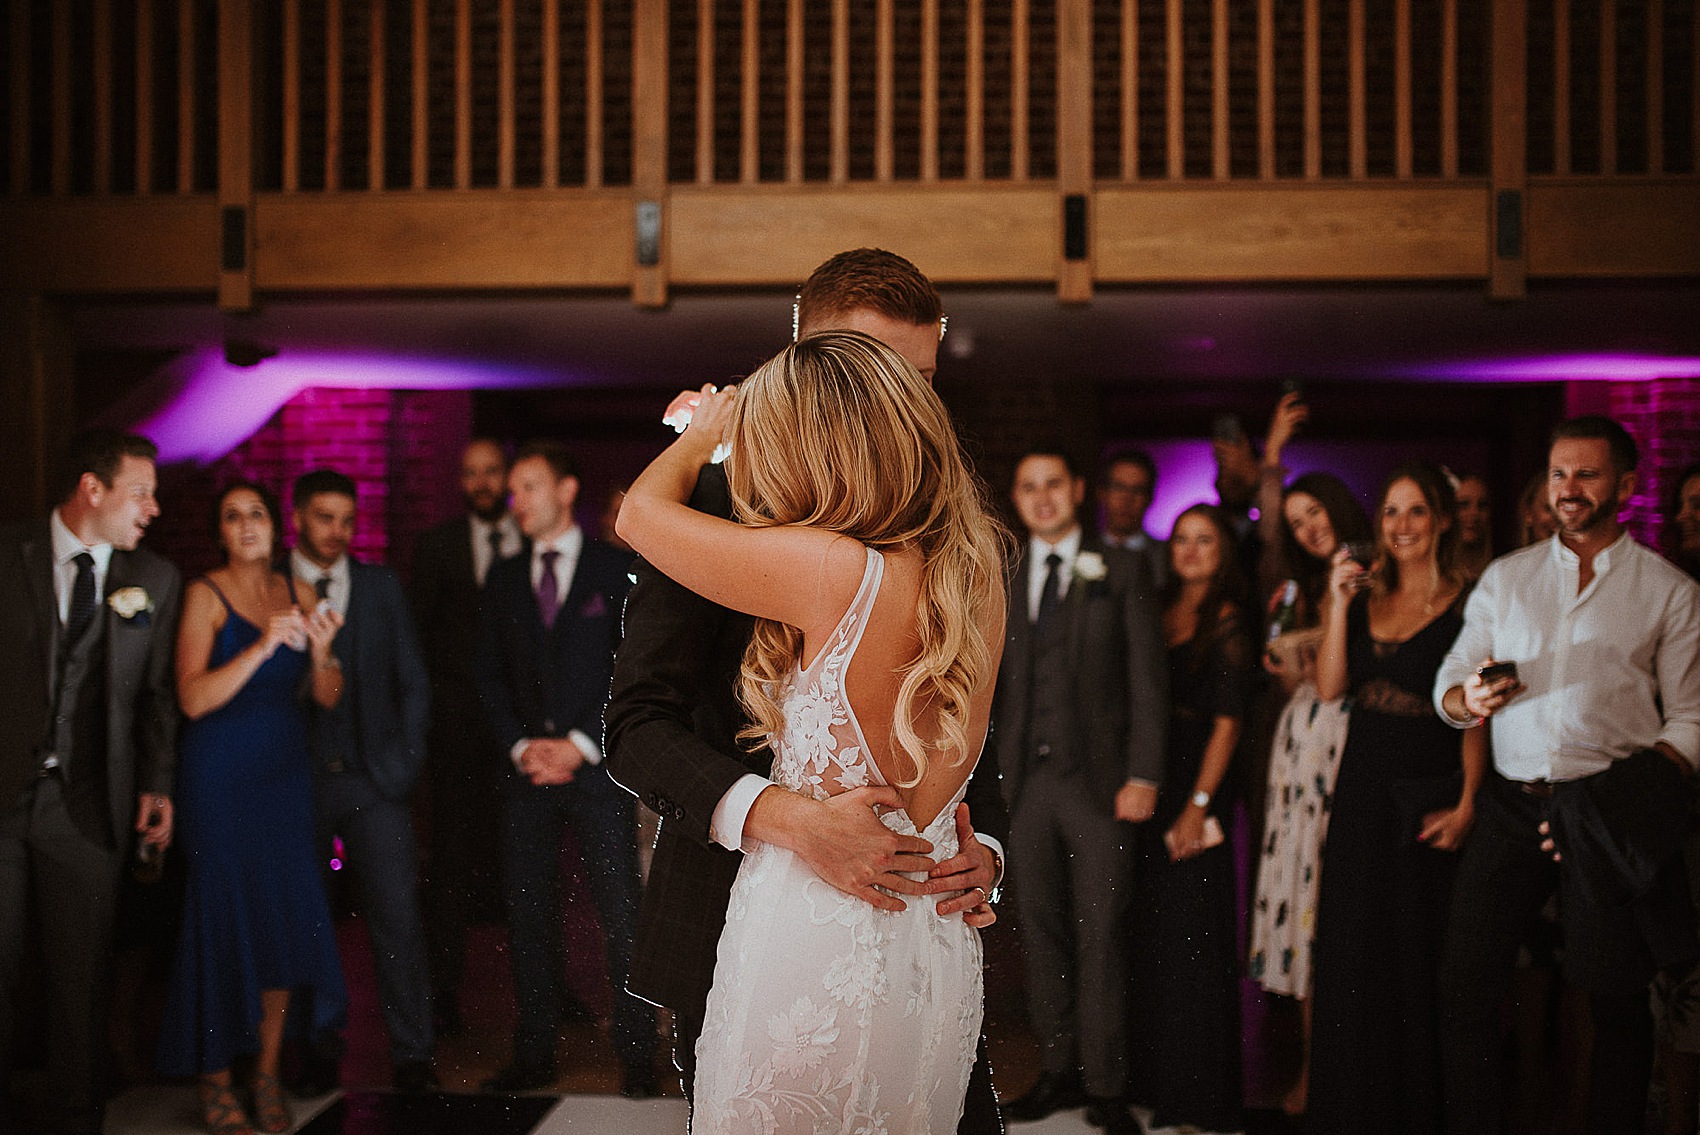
[289,469,436,1095]
[476,440,656,1097]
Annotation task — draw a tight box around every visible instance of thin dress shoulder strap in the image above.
[798,545,884,675]
[195,574,236,614]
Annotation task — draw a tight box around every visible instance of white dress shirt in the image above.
[513,526,602,767]
[50,509,113,621]
[1434,533,1700,780]
[470,513,522,587]
[290,550,351,618]
[1026,528,1083,623]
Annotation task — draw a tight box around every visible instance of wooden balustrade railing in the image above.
[0,0,1695,303]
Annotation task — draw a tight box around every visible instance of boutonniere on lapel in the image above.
[1073,551,1108,584]
[108,586,154,627]
[578,592,609,619]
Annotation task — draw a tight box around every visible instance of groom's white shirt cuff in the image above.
[709,774,1008,888]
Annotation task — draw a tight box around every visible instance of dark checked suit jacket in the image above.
[605,463,1011,1023]
[0,519,181,844]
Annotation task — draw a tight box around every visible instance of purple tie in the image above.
[537,550,559,628]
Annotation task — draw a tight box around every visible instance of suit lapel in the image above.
[549,549,594,642]
[1063,542,1093,662]
[453,517,477,589]
[22,523,59,696]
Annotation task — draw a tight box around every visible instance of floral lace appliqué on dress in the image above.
[693,547,985,1135]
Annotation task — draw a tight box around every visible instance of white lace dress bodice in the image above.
[692,547,985,1134]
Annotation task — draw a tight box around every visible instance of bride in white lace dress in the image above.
[618,330,1009,1134]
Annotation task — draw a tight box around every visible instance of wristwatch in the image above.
[1190,789,1212,809]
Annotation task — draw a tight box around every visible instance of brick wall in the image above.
[148,388,472,582]
[1608,377,1700,553]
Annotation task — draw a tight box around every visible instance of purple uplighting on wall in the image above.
[1407,354,1700,383]
[135,348,570,465]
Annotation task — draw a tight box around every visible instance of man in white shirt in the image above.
[1433,415,1700,1135]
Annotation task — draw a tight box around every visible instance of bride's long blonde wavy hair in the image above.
[727,331,1011,786]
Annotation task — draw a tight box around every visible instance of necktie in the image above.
[538,550,560,629]
[66,552,97,645]
[483,527,505,585]
[314,575,332,603]
[1036,552,1063,628]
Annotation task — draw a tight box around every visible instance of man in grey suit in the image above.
[1098,449,1167,587]
[0,430,181,1135]
[289,469,436,1095]
[994,447,1166,1135]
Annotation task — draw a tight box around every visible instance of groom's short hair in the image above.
[56,430,158,503]
[513,439,579,483]
[796,248,942,330]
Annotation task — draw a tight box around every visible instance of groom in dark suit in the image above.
[289,469,436,1094]
[0,430,180,1135]
[994,446,1166,1135]
[475,440,656,1096]
[605,248,1009,1131]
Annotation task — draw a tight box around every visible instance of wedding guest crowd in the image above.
[9,269,1700,1135]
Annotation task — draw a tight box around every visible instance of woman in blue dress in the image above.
[157,482,347,1135]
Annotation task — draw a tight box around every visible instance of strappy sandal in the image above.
[250,1070,292,1134]
[197,1077,255,1135]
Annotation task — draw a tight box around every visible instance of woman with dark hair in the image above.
[1668,462,1700,579]
[1306,462,1487,1135]
[1127,504,1252,1132]
[156,482,347,1135]
[1247,471,1372,1115]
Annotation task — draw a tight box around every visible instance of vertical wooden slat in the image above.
[1395,0,1411,177]
[1646,0,1662,174]
[1165,0,1182,179]
[876,0,894,182]
[632,0,669,306]
[542,0,559,187]
[586,0,604,187]
[218,0,255,309]
[411,0,427,188]
[455,0,471,188]
[1303,0,1320,177]
[1121,0,1138,180]
[696,0,714,184]
[499,0,515,188]
[968,0,985,179]
[1012,0,1029,180]
[1348,0,1365,178]
[921,0,939,181]
[48,4,71,195]
[370,0,386,190]
[830,0,848,182]
[741,0,759,182]
[1257,0,1274,178]
[136,0,154,193]
[1694,0,1700,175]
[1553,0,1570,173]
[94,0,114,193]
[10,1,29,195]
[1490,0,1526,298]
[1211,0,1228,179]
[786,0,804,182]
[283,0,301,191]
[178,0,195,193]
[326,0,343,191]
[1599,0,1616,174]
[1441,0,1457,177]
[1058,0,1092,300]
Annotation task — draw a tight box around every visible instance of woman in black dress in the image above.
[1128,504,1253,1132]
[1307,462,1487,1135]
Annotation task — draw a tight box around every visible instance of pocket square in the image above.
[578,593,609,618]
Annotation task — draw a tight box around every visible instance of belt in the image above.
[324,756,349,774]
[1517,778,1554,798]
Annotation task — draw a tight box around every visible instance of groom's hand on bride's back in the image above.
[747,785,935,912]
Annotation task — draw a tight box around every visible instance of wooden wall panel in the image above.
[252,194,632,288]
[666,187,1057,284]
[0,200,220,290]
[1094,186,1487,280]
[1527,183,1700,276]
